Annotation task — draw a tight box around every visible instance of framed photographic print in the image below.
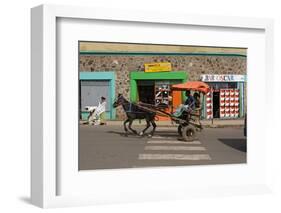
[31,4,274,208]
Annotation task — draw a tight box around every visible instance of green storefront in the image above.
[130,71,188,120]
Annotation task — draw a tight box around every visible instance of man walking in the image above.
[88,96,107,125]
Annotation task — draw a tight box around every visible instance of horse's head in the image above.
[113,94,126,108]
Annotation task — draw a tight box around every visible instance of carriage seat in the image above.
[173,104,192,117]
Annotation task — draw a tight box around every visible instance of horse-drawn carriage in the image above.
[113,81,210,142]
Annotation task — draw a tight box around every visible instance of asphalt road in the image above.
[79,124,246,170]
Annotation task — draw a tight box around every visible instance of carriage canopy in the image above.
[171,81,210,94]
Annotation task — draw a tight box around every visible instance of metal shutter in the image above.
[80,80,110,112]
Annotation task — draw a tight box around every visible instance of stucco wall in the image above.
[80,54,247,119]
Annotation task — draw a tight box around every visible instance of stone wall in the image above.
[80,55,247,119]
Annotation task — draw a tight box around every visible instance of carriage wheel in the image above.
[182,125,197,142]
[178,124,187,136]
[178,125,183,136]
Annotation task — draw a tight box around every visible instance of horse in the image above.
[113,94,157,137]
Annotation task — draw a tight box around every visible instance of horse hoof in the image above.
[147,134,152,138]
[139,132,144,136]
[133,131,138,135]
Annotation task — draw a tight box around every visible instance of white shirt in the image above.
[95,101,106,115]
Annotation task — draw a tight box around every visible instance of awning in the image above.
[171,81,210,94]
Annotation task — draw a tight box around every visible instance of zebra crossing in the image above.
[138,136,211,161]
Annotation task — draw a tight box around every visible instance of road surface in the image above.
[79,125,246,170]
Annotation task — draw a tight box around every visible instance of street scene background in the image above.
[79,42,247,170]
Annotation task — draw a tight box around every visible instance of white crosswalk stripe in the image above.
[138,154,211,160]
[138,137,211,161]
[152,136,179,140]
[144,145,206,151]
[147,140,201,145]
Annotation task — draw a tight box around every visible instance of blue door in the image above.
[80,80,110,120]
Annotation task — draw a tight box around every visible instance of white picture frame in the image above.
[31,4,274,208]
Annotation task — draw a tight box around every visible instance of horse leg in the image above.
[123,118,130,136]
[139,119,151,136]
[148,119,157,137]
[128,119,138,135]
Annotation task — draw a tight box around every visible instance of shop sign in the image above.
[144,62,172,72]
[201,74,246,82]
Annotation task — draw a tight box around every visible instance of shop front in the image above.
[201,74,246,119]
[130,71,188,120]
[79,72,116,120]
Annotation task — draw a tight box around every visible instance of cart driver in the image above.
[173,90,195,117]
[184,90,195,109]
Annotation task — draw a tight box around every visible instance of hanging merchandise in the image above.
[154,81,170,108]
[219,88,240,118]
[225,89,230,118]
[234,89,240,117]
[230,89,235,117]
[206,91,213,119]
[220,89,225,118]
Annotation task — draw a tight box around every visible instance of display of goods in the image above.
[205,88,242,119]
[206,91,213,119]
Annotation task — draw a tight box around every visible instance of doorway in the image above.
[137,80,155,105]
[213,91,220,118]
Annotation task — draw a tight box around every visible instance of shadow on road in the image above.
[106,130,135,137]
[106,130,179,139]
[218,138,247,152]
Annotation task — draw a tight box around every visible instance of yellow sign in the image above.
[144,62,172,72]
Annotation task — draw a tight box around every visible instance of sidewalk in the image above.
[88,119,245,128]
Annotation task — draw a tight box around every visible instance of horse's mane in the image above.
[118,95,153,114]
